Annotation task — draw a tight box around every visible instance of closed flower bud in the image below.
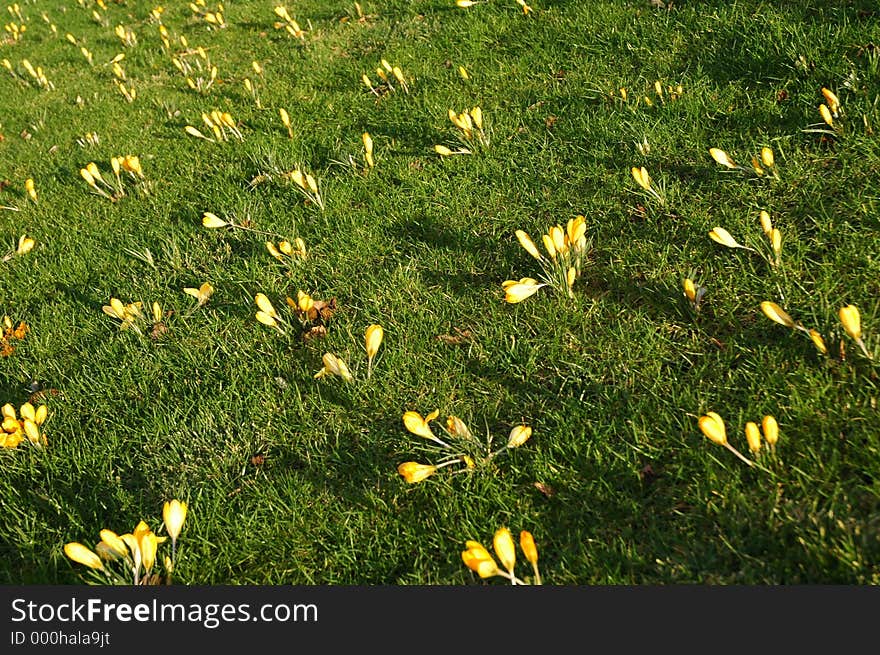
[760,210,772,235]
[520,530,538,566]
[64,542,104,570]
[699,412,727,446]
[762,415,779,446]
[744,422,762,453]
[365,324,384,360]
[761,301,796,329]
[397,461,437,484]
[507,424,532,448]
[809,329,827,355]
[838,305,861,341]
[709,148,737,169]
[493,527,516,574]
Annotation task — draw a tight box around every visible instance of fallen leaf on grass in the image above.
[436,327,473,345]
[533,481,555,497]
[302,325,327,341]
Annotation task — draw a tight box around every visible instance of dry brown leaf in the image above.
[436,327,473,345]
[302,325,327,341]
[533,481,555,497]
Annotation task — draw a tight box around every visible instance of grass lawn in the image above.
[1,0,879,585]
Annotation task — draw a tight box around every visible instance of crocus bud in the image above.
[64,543,104,570]
[493,527,516,574]
[520,530,538,565]
[699,412,727,446]
[838,305,861,341]
[762,415,779,446]
[744,422,762,453]
[761,301,796,329]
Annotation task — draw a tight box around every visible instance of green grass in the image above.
[1,0,879,585]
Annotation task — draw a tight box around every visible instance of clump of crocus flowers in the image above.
[79,156,146,201]
[1,401,48,448]
[708,209,782,268]
[761,301,872,360]
[435,106,487,155]
[362,58,408,96]
[397,410,532,483]
[102,298,165,337]
[253,291,336,336]
[185,109,243,143]
[710,146,781,180]
[0,315,28,357]
[273,5,306,39]
[265,237,307,266]
[504,214,589,303]
[313,324,384,382]
[462,527,542,585]
[804,87,843,138]
[189,0,226,30]
[63,499,188,585]
[630,166,667,206]
[699,411,778,467]
[172,45,218,94]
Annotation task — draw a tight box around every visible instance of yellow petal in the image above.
[254,293,277,317]
[709,147,737,169]
[550,226,566,253]
[365,324,384,359]
[110,298,127,320]
[16,236,35,255]
[397,461,437,484]
[19,402,35,421]
[759,210,772,235]
[163,499,188,542]
[541,233,556,259]
[462,546,499,578]
[760,147,775,168]
[64,542,104,570]
[770,228,782,256]
[99,529,129,559]
[507,425,532,448]
[819,104,833,127]
[698,412,727,446]
[185,125,208,139]
[403,411,435,440]
[503,280,546,304]
[446,415,473,440]
[255,311,278,328]
[201,212,227,228]
[683,278,696,302]
[515,230,542,260]
[631,166,651,191]
[809,329,827,355]
[708,227,745,249]
[821,87,840,115]
[760,301,796,329]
